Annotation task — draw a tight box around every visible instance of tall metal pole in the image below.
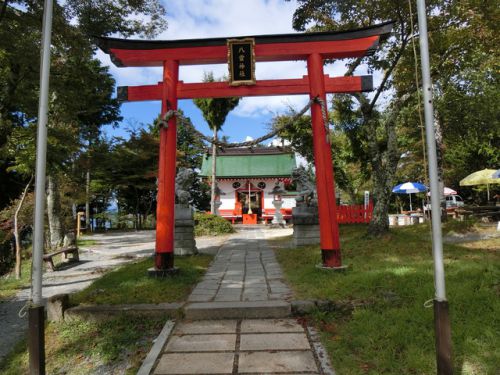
[30,0,53,373]
[416,1,453,373]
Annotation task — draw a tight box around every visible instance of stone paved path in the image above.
[154,319,323,374]
[149,226,334,374]
[187,226,292,304]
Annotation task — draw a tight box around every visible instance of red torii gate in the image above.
[97,22,392,271]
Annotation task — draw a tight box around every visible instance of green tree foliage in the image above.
[193,73,241,134]
[110,128,159,229]
[0,0,167,249]
[0,0,167,38]
[89,114,211,229]
[176,115,211,211]
[286,0,499,233]
[63,0,167,39]
[273,111,368,204]
[287,0,419,235]
[394,1,499,191]
[0,0,167,200]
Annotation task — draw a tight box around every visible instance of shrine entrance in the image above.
[237,191,263,216]
[97,22,392,270]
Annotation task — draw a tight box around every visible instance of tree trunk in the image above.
[85,169,91,231]
[47,174,64,249]
[369,171,393,236]
[366,106,401,236]
[210,128,218,215]
[14,176,33,279]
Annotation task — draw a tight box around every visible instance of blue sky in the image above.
[96,0,372,142]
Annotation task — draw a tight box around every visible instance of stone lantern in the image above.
[268,182,286,226]
[213,182,224,216]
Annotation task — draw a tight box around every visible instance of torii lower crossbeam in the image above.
[118,75,372,101]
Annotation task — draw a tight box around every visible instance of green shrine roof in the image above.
[199,148,296,178]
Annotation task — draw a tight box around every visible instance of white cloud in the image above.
[234,95,309,118]
[162,0,298,40]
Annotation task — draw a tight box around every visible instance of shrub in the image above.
[194,213,235,236]
[0,231,14,276]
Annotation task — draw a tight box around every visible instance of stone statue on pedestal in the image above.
[291,166,317,207]
[291,167,320,246]
[175,167,194,205]
[174,168,197,255]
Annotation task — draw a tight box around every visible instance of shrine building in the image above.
[199,147,298,223]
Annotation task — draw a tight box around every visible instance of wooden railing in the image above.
[217,204,374,224]
[337,203,373,224]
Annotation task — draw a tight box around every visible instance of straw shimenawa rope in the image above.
[155,96,329,149]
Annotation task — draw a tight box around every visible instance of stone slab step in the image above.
[184,300,291,320]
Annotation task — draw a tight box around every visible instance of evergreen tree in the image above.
[193,72,240,214]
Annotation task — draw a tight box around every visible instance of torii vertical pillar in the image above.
[155,60,179,271]
[307,53,342,268]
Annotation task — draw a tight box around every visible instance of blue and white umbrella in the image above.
[392,182,427,211]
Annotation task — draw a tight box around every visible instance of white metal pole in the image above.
[29,3,53,372]
[32,0,53,306]
[416,0,446,302]
[417,1,453,373]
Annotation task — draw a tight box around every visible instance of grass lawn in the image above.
[275,224,499,375]
[0,260,31,301]
[0,314,167,375]
[71,254,213,305]
[76,238,97,247]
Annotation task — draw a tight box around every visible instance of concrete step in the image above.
[184,300,291,320]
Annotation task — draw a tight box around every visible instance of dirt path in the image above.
[443,224,500,244]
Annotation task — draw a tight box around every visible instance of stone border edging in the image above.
[137,320,175,375]
[63,303,184,321]
[307,324,337,375]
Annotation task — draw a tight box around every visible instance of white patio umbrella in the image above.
[392,182,427,211]
[427,187,457,196]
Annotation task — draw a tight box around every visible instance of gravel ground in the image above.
[443,224,500,244]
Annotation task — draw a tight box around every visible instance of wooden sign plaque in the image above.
[227,38,256,86]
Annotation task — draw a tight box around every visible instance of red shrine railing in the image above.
[219,204,373,225]
[337,203,373,224]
